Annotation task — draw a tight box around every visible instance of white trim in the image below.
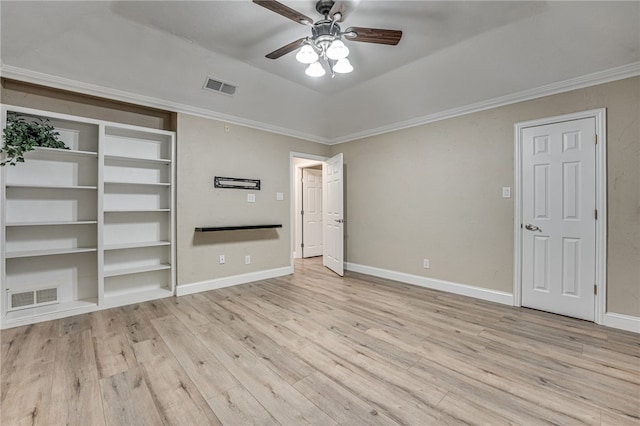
[2,62,638,146]
[327,62,639,145]
[513,108,607,324]
[1,303,99,330]
[345,262,514,306]
[176,266,293,296]
[602,313,640,334]
[0,65,327,145]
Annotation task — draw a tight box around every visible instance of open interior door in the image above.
[322,153,344,276]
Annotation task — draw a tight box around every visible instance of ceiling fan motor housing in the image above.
[315,0,336,16]
[312,20,341,40]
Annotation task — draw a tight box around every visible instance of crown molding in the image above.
[327,62,640,145]
[2,62,638,146]
[0,65,330,145]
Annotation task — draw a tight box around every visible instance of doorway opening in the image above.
[290,152,345,276]
[290,153,328,269]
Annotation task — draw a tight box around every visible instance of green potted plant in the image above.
[1,112,68,166]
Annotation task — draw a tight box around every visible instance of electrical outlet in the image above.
[502,187,511,198]
[423,259,430,269]
[219,255,225,264]
[247,194,256,203]
[245,255,251,265]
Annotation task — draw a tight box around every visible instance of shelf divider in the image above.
[104,264,171,278]
[6,247,97,259]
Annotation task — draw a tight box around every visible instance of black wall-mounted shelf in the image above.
[195,224,282,232]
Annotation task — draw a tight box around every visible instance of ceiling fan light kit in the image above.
[333,58,353,74]
[305,61,326,77]
[326,39,349,60]
[296,44,319,64]
[254,0,402,79]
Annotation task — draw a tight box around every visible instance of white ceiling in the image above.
[1,1,639,143]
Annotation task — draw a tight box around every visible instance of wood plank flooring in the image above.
[2,257,639,425]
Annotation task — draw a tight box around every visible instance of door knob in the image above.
[525,224,541,232]
[334,219,345,223]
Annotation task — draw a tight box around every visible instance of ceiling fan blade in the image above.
[329,0,360,22]
[253,0,313,25]
[265,37,306,59]
[344,27,402,45]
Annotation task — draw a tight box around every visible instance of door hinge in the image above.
[594,134,597,145]
[301,210,304,216]
[594,209,598,220]
[594,284,597,295]
[301,243,304,248]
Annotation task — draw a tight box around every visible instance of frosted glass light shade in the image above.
[296,45,319,64]
[333,58,353,73]
[326,39,349,60]
[305,61,326,77]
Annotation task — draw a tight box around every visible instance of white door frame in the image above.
[290,152,329,268]
[513,108,607,324]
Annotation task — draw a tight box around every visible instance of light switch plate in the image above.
[502,187,511,198]
[276,192,284,201]
[247,194,256,203]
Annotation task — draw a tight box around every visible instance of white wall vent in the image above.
[203,76,237,96]
[8,287,59,311]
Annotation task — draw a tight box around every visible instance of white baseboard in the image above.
[345,262,514,305]
[176,266,293,296]
[602,312,640,333]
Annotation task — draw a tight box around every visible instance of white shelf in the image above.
[6,247,97,259]
[6,184,98,190]
[1,105,175,329]
[104,209,170,213]
[3,299,98,326]
[101,288,172,309]
[105,181,171,187]
[6,220,98,227]
[105,155,171,165]
[104,241,171,251]
[29,147,98,158]
[104,263,172,278]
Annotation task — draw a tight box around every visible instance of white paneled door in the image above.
[302,168,323,258]
[521,118,596,321]
[323,153,344,276]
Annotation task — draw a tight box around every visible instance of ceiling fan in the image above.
[253,0,403,77]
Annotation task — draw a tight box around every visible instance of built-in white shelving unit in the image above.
[0,105,176,328]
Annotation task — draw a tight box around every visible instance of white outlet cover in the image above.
[248,194,256,203]
[276,192,284,201]
[502,187,511,198]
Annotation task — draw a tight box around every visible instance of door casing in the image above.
[290,152,329,266]
[513,108,607,324]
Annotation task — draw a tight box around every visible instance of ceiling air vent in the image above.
[203,76,237,96]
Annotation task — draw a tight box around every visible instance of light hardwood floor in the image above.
[1,258,639,425]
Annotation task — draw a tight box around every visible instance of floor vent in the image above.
[203,76,237,96]
[8,287,59,311]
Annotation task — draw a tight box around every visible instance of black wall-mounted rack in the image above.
[195,224,282,232]
[214,176,261,190]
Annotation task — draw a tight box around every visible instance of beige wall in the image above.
[332,76,640,317]
[175,113,330,286]
[3,76,637,317]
